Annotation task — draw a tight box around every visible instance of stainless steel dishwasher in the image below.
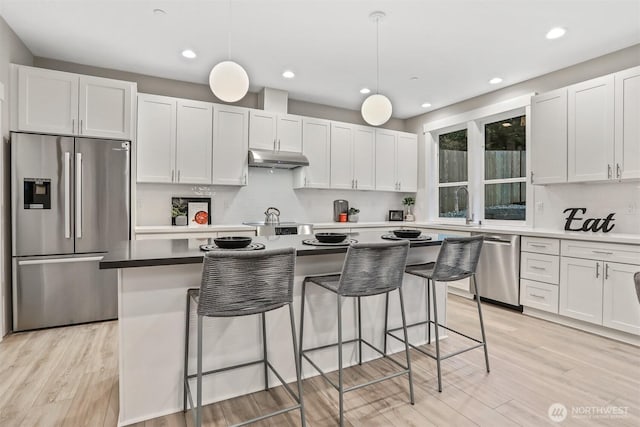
[470,232,522,310]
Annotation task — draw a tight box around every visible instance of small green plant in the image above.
[348,207,360,215]
[402,197,415,206]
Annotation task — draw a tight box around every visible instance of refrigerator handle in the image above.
[76,152,82,239]
[64,152,71,239]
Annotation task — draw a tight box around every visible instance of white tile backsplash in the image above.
[136,168,409,226]
[533,181,640,234]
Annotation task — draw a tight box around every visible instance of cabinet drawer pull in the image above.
[605,263,609,280]
[530,266,546,271]
[607,164,612,179]
[530,243,547,248]
[616,163,621,179]
[592,250,613,255]
[529,294,546,299]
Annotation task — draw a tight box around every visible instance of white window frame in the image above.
[423,94,534,226]
[477,108,530,226]
[435,124,470,225]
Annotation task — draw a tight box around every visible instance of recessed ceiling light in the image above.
[546,27,566,40]
[181,49,197,59]
[282,70,295,79]
[360,88,371,94]
[421,102,432,108]
[410,76,419,81]
[153,8,166,15]
[489,77,503,85]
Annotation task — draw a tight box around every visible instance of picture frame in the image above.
[171,197,211,225]
[389,210,404,221]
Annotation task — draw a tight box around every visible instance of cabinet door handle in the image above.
[530,171,534,184]
[595,262,600,278]
[243,173,247,185]
[592,250,613,255]
[171,170,175,182]
[607,164,612,179]
[355,179,358,189]
[604,263,609,280]
[616,163,621,179]
[72,119,75,134]
[304,176,307,187]
[277,139,281,151]
[273,139,277,151]
[80,119,83,135]
[177,170,181,182]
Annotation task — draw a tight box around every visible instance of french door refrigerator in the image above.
[11,132,130,331]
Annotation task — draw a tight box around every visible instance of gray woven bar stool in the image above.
[634,272,640,303]
[385,236,489,392]
[183,248,306,427]
[299,241,414,427]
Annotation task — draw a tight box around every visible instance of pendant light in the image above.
[361,11,392,126]
[209,0,249,102]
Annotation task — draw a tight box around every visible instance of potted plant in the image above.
[348,207,360,223]
[402,197,415,222]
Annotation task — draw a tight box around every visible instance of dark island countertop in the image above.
[100,231,452,269]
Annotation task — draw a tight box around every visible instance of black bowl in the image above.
[393,229,422,239]
[315,232,348,243]
[213,236,252,249]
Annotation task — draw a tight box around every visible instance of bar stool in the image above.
[299,241,414,427]
[183,248,306,427]
[634,272,640,303]
[385,235,489,392]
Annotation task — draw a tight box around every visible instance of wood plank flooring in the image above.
[0,295,638,426]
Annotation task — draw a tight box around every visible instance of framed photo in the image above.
[171,197,211,226]
[389,210,404,221]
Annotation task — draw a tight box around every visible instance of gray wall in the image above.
[0,14,33,337]
[33,57,406,131]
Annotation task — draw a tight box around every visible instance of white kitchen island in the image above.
[100,232,453,426]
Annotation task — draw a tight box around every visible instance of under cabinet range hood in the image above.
[248,149,309,169]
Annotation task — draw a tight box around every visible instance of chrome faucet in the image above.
[454,186,474,224]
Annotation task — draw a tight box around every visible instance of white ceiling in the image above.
[1,0,639,119]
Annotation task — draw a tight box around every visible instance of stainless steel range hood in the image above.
[248,149,309,169]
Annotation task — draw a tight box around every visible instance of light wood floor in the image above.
[0,296,638,427]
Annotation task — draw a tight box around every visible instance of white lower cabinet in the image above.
[559,257,604,324]
[520,279,559,313]
[602,262,640,335]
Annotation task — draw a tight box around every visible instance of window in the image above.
[483,115,526,221]
[437,128,468,218]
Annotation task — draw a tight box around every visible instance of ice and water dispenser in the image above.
[23,178,51,209]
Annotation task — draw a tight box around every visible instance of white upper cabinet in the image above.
[614,66,640,180]
[78,75,133,139]
[375,129,397,191]
[213,105,249,186]
[375,129,418,192]
[176,100,212,184]
[249,111,302,152]
[531,88,567,184]
[352,126,376,190]
[330,122,355,189]
[14,65,134,140]
[248,110,277,150]
[567,74,614,182]
[277,114,303,152]
[17,66,78,135]
[295,118,330,188]
[136,94,176,183]
[396,132,418,192]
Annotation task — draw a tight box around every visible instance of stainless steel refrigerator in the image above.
[11,132,130,331]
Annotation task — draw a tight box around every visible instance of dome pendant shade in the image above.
[361,94,392,126]
[209,61,249,102]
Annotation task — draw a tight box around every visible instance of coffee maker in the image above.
[333,200,349,222]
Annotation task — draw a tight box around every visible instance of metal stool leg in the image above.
[472,274,490,373]
[299,281,306,373]
[337,294,344,427]
[262,312,269,390]
[430,279,442,392]
[196,314,203,427]
[398,287,415,404]
[383,292,389,355]
[288,304,307,427]
[183,292,191,412]
[357,296,363,365]
[426,279,431,344]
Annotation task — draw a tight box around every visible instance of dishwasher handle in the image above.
[482,236,515,244]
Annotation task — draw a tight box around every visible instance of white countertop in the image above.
[135,221,640,245]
